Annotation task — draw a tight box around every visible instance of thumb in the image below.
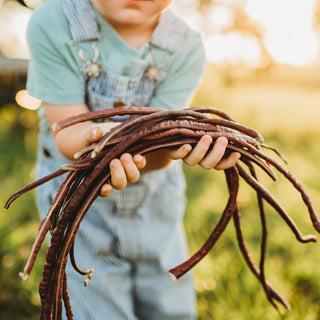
[83,126,103,146]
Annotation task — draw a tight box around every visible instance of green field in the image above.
[1,64,320,319]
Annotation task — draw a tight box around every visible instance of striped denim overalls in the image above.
[36,1,197,319]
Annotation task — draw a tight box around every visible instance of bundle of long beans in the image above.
[5,106,320,319]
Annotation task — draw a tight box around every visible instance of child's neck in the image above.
[110,18,159,49]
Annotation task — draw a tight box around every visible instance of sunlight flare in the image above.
[246,0,319,66]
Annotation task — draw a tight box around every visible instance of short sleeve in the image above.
[150,30,206,110]
[26,1,85,105]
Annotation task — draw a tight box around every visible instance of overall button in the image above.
[113,100,127,108]
[144,65,161,81]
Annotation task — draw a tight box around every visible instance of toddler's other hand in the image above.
[168,135,240,170]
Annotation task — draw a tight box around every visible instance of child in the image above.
[26,0,240,319]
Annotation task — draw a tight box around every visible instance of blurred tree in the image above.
[222,5,272,67]
[196,0,272,67]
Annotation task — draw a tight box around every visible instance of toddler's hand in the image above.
[101,153,146,197]
[81,126,146,197]
[168,135,240,170]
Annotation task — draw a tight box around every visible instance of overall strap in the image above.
[59,0,101,42]
[150,10,189,53]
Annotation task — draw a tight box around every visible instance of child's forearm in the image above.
[43,102,117,160]
[53,121,115,160]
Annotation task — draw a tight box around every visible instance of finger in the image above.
[120,153,140,183]
[183,135,213,166]
[168,144,192,160]
[214,152,241,170]
[133,154,146,170]
[83,126,103,145]
[109,158,127,190]
[199,136,228,169]
[100,183,112,197]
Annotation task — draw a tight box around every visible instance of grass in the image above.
[0,104,43,320]
[1,64,320,319]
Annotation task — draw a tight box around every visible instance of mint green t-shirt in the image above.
[27,0,206,111]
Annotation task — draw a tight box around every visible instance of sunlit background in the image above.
[1,1,320,320]
[1,0,320,108]
[0,0,320,108]
[175,0,320,67]
[2,0,320,64]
